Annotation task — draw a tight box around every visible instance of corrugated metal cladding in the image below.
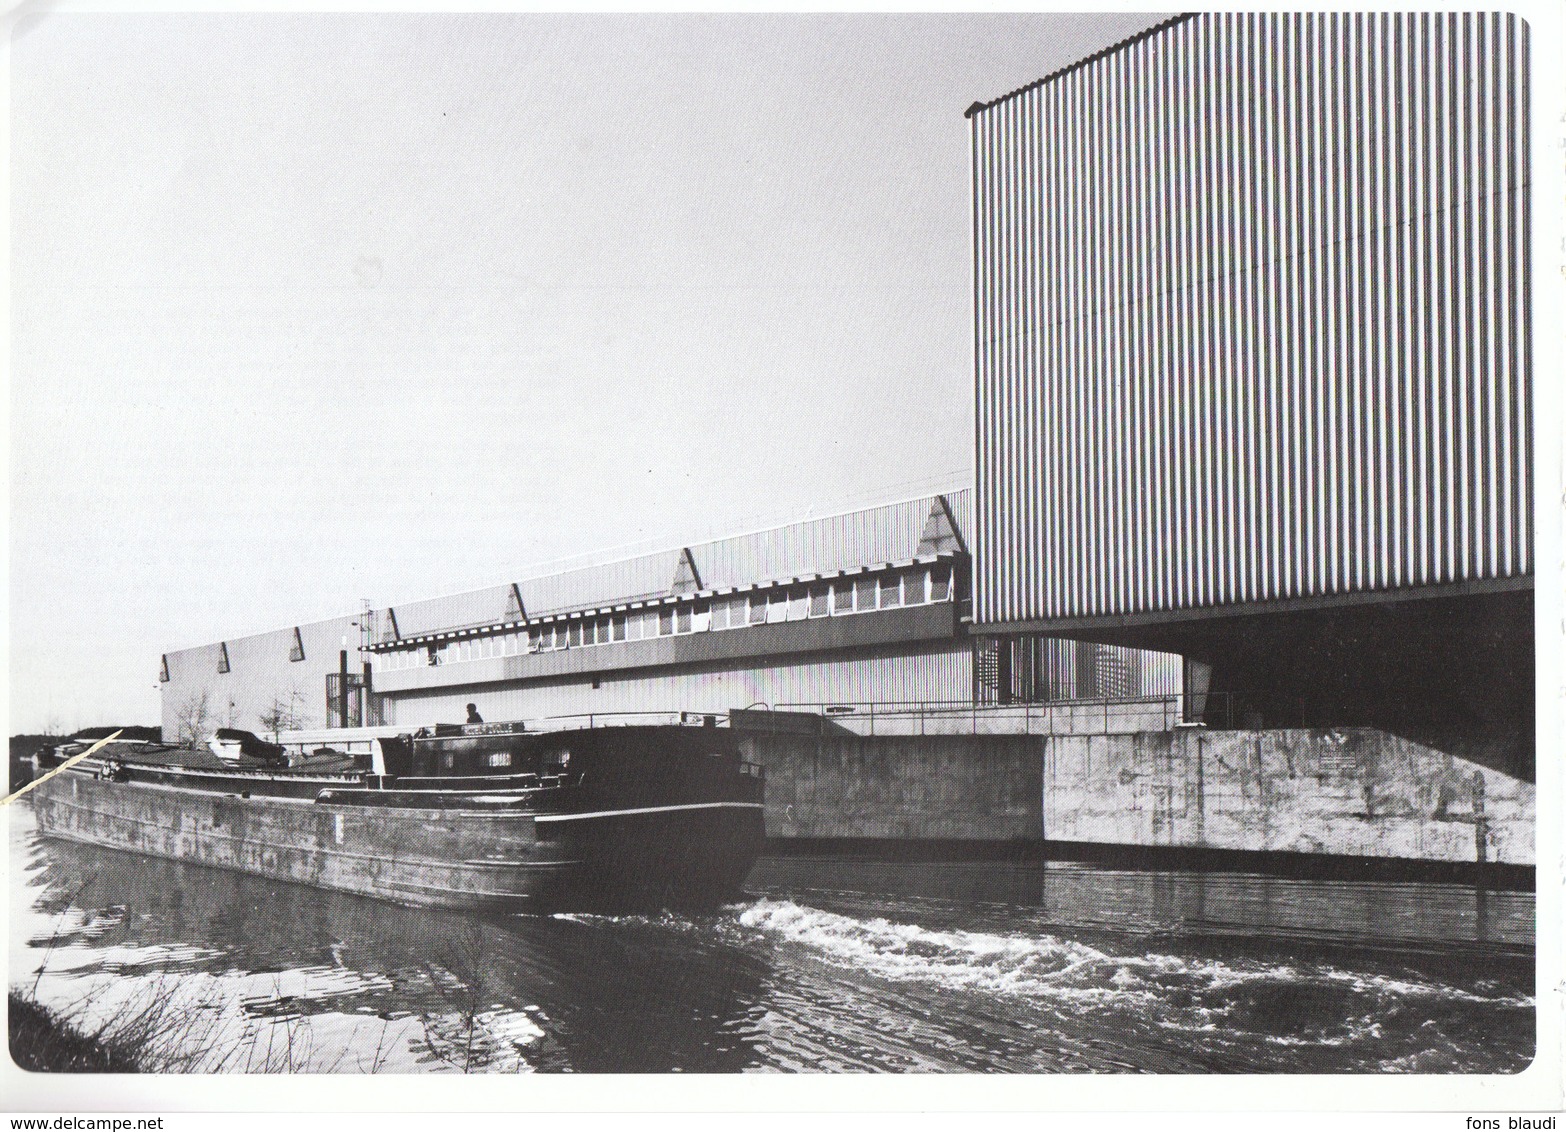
[385,642,974,728]
[973,637,1182,704]
[697,491,971,589]
[971,12,1531,627]
[162,614,361,739]
[385,490,972,637]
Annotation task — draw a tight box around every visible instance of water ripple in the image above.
[10,807,1535,1073]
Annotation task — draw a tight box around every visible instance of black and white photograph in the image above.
[4,1,1560,1113]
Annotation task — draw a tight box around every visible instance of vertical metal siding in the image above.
[384,490,976,634]
[163,614,361,738]
[389,585,519,637]
[971,12,1531,626]
[386,643,976,728]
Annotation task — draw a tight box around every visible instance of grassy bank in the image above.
[8,991,140,1073]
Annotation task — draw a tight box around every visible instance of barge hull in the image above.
[540,803,765,906]
[30,772,756,912]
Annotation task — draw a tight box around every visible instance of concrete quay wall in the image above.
[1044,729,1533,867]
[745,734,1043,841]
[744,728,1534,867]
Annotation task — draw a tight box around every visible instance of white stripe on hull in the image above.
[535,801,765,823]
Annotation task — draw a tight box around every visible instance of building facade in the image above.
[160,491,1178,739]
[970,11,1530,628]
[967,12,1533,774]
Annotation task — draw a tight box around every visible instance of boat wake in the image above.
[13,796,1535,1074]
[721,897,1534,1070]
[734,898,1531,1008]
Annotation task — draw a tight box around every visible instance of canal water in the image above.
[7,806,1534,1074]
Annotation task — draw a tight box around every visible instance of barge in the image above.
[28,720,766,911]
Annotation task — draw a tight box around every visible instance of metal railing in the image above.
[275,710,731,750]
[772,694,1238,736]
[514,710,728,732]
[277,693,1310,750]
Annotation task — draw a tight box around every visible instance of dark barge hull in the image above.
[31,765,763,912]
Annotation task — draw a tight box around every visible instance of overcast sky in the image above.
[9,11,1166,734]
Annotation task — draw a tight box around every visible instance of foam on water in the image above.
[734,898,1534,1017]
[738,898,1115,997]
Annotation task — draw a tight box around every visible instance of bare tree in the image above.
[256,687,310,738]
[174,689,213,746]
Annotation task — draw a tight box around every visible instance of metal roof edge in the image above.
[964,14,1197,119]
[510,482,975,587]
[163,609,364,659]
[701,485,970,547]
[374,552,965,649]
[384,483,975,610]
[167,486,977,656]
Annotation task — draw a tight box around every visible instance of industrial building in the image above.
[160,489,1179,740]
[156,12,1533,869]
[968,11,1533,777]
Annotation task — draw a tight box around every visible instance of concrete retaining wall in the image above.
[1043,729,1534,866]
[745,734,1043,841]
[742,727,1535,867]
